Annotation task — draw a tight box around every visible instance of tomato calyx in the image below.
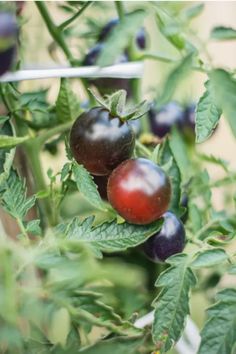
[88,88,150,122]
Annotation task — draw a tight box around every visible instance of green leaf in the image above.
[181,3,204,21]
[198,288,236,354]
[152,254,197,353]
[78,336,143,354]
[26,220,42,236]
[169,127,190,181]
[57,216,163,251]
[195,81,222,143]
[191,249,228,269]
[1,170,36,220]
[189,203,202,233]
[0,135,29,149]
[56,78,80,123]
[211,26,236,40]
[198,153,228,172]
[155,7,186,49]
[0,120,15,187]
[48,308,70,347]
[159,140,181,214]
[97,10,146,66]
[209,69,236,139]
[72,163,107,212]
[158,53,194,105]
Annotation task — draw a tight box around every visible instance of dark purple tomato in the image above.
[136,27,146,50]
[149,102,184,138]
[93,175,109,200]
[83,43,131,96]
[0,46,16,76]
[0,12,18,76]
[98,18,147,50]
[107,158,171,225]
[143,211,186,262]
[70,107,135,176]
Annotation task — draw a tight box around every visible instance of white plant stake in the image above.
[0,62,144,82]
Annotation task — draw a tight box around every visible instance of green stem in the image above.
[59,1,93,30]
[35,1,74,65]
[24,141,55,227]
[36,121,72,147]
[16,218,29,243]
[115,1,125,20]
[135,140,152,158]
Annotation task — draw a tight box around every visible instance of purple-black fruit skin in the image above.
[149,102,184,138]
[93,175,109,200]
[0,12,18,76]
[0,46,16,76]
[129,119,141,137]
[136,27,146,49]
[143,211,186,262]
[70,107,135,176]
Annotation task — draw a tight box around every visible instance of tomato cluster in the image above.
[70,103,186,262]
[83,18,146,96]
[149,101,197,140]
[0,11,18,77]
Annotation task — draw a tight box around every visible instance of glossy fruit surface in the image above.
[143,211,186,262]
[149,102,184,138]
[107,158,171,224]
[70,107,135,176]
[0,12,18,76]
[136,27,146,49]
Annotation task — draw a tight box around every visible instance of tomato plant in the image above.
[0,2,236,354]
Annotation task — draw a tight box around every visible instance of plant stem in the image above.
[135,140,152,158]
[115,1,125,20]
[24,140,55,227]
[59,1,93,30]
[35,1,74,65]
[36,121,72,147]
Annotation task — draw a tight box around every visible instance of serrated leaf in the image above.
[195,81,222,143]
[198,153,228,172]
[209,69,236,139]
[191,249,228,269]
[198,288,236,354]
[152,254,197,353]
[78,336,143,354]
[109,90,127,117]
[159,140,181,214]
[169,127,190,182]
[158,53,194,105]
[211,26,236,40]
[0,121,15,187]
[57,216,163,251]
[56,78,80,123]
[0,135,29,149]
[26,219,42,236]
[181,3,204,21]
[97,10,146,66]
[1,170,36,220]
[72,163,107,212]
